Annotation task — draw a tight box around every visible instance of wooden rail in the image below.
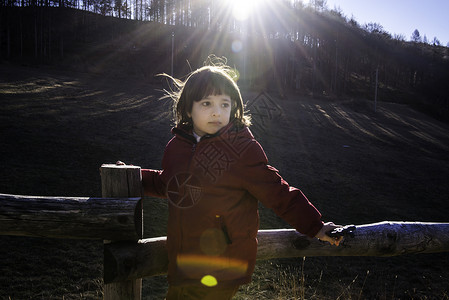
[103,221,449,283]
[0,193,142,241]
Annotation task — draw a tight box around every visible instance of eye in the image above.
[201,101,210,107]
[222,102,230,108]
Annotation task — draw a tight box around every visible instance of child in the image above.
[140,58,343,300]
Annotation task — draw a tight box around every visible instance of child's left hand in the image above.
[315,222,344,246]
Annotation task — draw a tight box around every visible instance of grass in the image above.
[1,64,449,299]
[236,260,448,300]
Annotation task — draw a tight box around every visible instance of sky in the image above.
[324,0,449,46]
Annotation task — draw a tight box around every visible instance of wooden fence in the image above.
[1,164,449,299]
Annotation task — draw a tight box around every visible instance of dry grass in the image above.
[1,64,449,299]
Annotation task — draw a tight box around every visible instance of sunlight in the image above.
[229,0,257,21]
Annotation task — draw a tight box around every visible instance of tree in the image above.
[114,0,122,18]
[411,29,421,43]
[432,37,440,46]
[394,34,406,42]
[308,0,327,11]
[365,22,384,34]
[96,0,112,15]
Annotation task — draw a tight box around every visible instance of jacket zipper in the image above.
[179,142,197,254]
[186,142,197,170]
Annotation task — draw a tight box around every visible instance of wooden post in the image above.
[101,164,143,300]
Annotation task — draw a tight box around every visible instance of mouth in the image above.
[208,121,222,125]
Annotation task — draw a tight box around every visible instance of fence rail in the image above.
[103,222,449,283]
[0,193,142,241]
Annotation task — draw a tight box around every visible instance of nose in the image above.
[211,105,221,117]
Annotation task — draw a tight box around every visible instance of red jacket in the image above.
[141,122,323,287]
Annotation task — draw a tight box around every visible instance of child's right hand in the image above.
[315,222,343,246]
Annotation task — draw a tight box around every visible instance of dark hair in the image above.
[161,57,251,128]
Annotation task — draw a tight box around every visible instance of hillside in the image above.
[1,64,449,299]
[3,5,449,123]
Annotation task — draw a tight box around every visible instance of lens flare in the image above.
[177,254,248,275]
[201,275,218,287]
[232,40,243,53]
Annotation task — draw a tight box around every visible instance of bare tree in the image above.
[114,0,122,18]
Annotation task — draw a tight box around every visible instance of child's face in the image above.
[188,94,232,137]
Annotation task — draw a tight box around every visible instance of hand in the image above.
[116,161,126,165]
[315,222,343,246]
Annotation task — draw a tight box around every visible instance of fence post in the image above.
[101,164,143,300]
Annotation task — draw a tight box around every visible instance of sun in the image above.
[229,0,258,21]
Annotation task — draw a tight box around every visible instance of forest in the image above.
[1,0,449,121]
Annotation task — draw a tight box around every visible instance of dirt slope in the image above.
[1,64,448,299]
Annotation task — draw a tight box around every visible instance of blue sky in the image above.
[325,0,449,46]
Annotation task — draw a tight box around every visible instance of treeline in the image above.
[1,0,449,120]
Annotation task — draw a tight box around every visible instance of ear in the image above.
[187,111,191,118]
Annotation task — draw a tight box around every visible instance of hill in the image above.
[2,5,449,123]
[1,64,449,299]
